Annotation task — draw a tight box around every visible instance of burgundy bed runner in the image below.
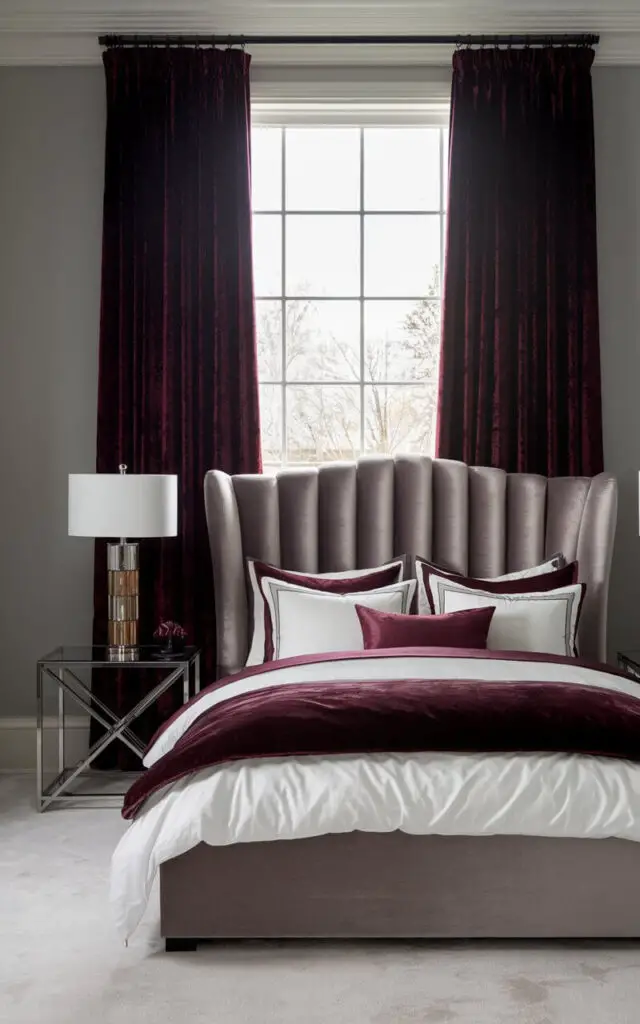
[122,676,640,819]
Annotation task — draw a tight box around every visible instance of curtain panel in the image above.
[437,47,603,477]
[92,47,261,767]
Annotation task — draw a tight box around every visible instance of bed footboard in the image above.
[160,831,640,944]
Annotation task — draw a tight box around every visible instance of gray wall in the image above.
[0,64,637,718]
[0,68,104,717]
[593,67,640,660]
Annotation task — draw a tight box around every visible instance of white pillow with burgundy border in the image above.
[260,576,416,661]
[245,557,405,666]
[429,575,585,658]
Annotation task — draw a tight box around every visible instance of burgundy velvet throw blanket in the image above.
[123,677,640,819]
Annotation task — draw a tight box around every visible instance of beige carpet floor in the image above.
[2,773,640,1024]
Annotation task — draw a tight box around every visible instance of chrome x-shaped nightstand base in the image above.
[36,647,200,810]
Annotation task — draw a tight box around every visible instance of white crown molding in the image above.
[1,2,640,65]
[1,3,640,34]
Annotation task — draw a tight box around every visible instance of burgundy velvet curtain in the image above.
[436,47,603,476]
[92,47,261,767]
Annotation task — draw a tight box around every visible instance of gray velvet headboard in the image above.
[204,456,618,674]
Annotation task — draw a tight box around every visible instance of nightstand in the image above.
[617,650,640,683]
[36,645,201,811]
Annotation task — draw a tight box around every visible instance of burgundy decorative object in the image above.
[437,46,603,476]
[154,621,187,654]
[91,46,261,768]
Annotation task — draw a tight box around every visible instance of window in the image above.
[251,124,448,467]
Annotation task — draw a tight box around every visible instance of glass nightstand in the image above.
[36,645,201,811]
[617,650,640,684]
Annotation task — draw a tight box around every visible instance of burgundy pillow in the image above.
[417,560,579,614]
[355,604,496,651]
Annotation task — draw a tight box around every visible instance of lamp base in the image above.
[107,542,139,655]
[107,645,140,663]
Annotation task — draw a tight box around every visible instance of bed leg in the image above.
[165,937,198,953]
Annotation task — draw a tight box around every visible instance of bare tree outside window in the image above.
[252,125,448,466]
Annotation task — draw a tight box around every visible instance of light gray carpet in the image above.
[2,773,640,1024]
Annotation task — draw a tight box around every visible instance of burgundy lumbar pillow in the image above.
[355,604,496,651]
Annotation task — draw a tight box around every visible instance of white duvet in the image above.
[111,650,640,940]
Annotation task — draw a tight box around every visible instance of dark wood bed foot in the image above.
[165,937,199,952]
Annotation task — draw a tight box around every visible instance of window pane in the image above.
[287,385,360,463]
[253,214,282,297]
[286,300,359,382]
[365,300,440,382]
[286,215,360,297]
[364,128,440,211]
[251,127,282,211]
[364,384,437,455]
[286,128,360,211]
[256,300,282,381]
[364,215,440,297]
[260,385,283,463]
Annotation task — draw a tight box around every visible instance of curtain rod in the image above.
[99,33,600,49]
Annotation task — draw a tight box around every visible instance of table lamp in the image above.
[69,465,178,660]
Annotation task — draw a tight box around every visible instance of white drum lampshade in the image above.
[68,473,178,539]
[68,467,178,657]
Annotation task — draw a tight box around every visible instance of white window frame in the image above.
[251,80,450,468]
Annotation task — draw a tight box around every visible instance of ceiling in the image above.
[1,0,639,66]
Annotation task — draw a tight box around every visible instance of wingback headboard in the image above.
[204,456,618,674]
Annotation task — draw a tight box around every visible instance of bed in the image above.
[111,456,631,949]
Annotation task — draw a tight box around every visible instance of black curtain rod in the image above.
[99,33,599,49]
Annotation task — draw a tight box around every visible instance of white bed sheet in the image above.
[111,652,640,940]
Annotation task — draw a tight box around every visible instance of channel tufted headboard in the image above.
[204,456,618,674]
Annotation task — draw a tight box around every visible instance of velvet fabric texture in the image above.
[92,47,261,768]
[123,674,640,819]
[355,605,496,651]
[437,47,603,476]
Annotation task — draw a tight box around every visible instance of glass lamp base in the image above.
[107,542,140,652]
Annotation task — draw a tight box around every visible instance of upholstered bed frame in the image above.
[161,457,627,949]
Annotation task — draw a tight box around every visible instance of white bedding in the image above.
[111,651,640,940]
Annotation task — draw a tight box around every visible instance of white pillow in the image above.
[245,557,405,666]
[430,576,584,658]
[260,577,416,661]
